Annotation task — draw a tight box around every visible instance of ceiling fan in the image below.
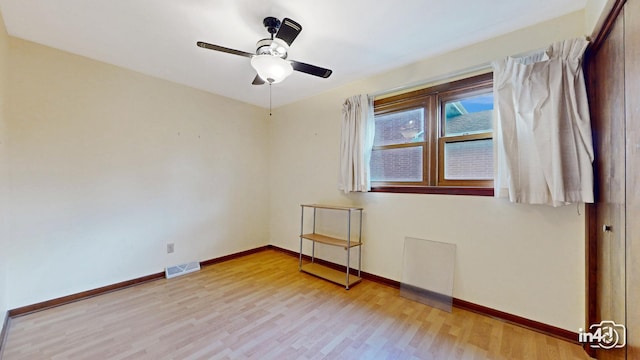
[197,17,332,85]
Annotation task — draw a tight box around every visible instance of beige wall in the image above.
[585,0,613,35]
[0,11,8,325]
[269,10,587,332]
[4,36,270,308]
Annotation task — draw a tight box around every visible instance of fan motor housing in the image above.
[255,38,289,58]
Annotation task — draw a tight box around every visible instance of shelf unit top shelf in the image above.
[300,233,362,248]
[301,204,363,211]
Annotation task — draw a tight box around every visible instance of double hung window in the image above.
[371,73,494,195]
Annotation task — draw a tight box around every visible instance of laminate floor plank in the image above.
[2,250,592,359]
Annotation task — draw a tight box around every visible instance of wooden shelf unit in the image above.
[299,204,363,289]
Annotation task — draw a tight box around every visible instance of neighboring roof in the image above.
[445,110,493,135]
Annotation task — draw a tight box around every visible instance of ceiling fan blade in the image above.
[252,74,265,85]
[197,41,254,58]
[275,18,302,46]
[290,60,332,78]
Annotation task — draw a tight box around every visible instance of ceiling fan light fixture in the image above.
[251,55,293,84]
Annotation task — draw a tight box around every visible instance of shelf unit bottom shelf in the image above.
[300,263,362,288]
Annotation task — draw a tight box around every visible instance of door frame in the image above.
[585,0,627,358]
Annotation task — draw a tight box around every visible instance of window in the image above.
[371,73,494,195]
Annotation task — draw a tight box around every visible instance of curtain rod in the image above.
[370,62,492,98]
[370,46,551,98]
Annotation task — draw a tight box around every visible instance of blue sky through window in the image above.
[458,94,493,113]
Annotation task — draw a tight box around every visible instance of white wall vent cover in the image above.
[165,261,201,279]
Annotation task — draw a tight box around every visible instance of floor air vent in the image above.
[165,261,201,279]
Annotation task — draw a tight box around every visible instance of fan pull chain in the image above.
[269,83,272,116]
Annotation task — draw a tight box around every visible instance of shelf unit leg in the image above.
[358,209,362,278]
[299,205,304,271]
[346,210,351,290]
[312,208,316,263]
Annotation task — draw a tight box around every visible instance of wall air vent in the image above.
[165,261,200,279]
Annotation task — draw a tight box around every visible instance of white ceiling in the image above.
[0,0,587,108]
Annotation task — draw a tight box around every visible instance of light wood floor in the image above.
[2,250,592,359]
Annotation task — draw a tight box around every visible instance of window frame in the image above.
[371,72,494,196]
[371,97,431,185]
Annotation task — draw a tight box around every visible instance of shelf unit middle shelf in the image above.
[299,233,362,248]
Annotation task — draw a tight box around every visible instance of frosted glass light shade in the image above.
[250,55,293,84]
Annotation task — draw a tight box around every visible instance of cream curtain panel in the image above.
[493,38,594,207]
[339,94,375,194]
